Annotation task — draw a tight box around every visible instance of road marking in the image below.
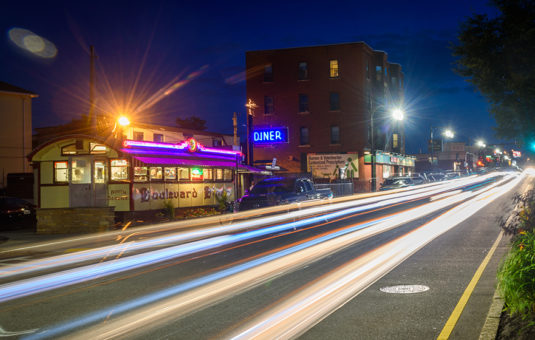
[0,325,38,336]
[437,229,504,340]
[63,248,90,253]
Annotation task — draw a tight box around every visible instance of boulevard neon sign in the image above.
[253,127,289,144]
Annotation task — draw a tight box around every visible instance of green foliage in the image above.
[498,231,535,317]
[215,190,229,212]
[453,0,535,143]
[162,200,175,219]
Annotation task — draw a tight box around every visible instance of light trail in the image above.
[26,173,521,339]
[0,174,500,281]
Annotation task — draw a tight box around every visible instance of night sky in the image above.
[0,0,501,153]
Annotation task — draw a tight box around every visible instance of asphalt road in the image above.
[0,171,530,339]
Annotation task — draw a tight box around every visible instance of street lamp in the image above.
[430,127,454,167]
[476,140,486,148]
[371,106,404,192]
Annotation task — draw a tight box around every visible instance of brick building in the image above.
[245,42,414,191]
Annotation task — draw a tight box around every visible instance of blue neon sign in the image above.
[252,127,289,144]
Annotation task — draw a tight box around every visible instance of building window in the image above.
[215,168,224,180]
[178,167,189,180]
[330,92,340,111]
[164,167,176,180]
[54,161,68,183]
[264,64,273,82]
[133,131,144,141]
[110,159,129,181]
[71,158,91,183]
[375,65,382,81]
[153,133,164,142]
[329,59,339,78]
[212,139,222,147]
[393,133,399,148]
[94,160,107,184]
[300,127,310,145]
[203,168,213,180]
[298,94,309,113]
[134,167,148,182]
[330,125,340,144]
[191,168,204,181]
[298,62,308,80]
[150,167,163,180]
[264,96,274,115]
[224,169,233,181]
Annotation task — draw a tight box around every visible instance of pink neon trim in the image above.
[122,139,242,156]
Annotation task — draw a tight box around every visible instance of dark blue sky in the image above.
[0,0,501,153]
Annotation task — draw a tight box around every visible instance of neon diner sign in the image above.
[253,127,289,144]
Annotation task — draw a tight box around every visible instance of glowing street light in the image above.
[476,140,486,148]
[443,129,454,139]
[118,116,130,127]
[392,108,404,121]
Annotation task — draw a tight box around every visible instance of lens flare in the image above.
[8,27,57,58]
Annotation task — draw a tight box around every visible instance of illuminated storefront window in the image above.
[224,169,233,181]
[164,167,176,180]
[203,168,213,180]
[215,168,223,180]
[72,158,91,183]
[150,167,163,180]
[111,159,129,181]
[134,167,148,182]
[191,168,204,181]
[178,168,189,180]
[94,160,107,184]
[54,161,68,183]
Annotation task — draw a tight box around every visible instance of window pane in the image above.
[299,94,309,112]
[330,59,339,78]
[224,169,233,181]
[111,159,129,181]
[71,158,91,183]
[298,62,308,80]
[203,168,213,180]
[215,169,223,180]
[331,126,340,144]
[90,143,107,154]
[150,167,163,180]
[94,161,107,184]
[153,134,164,142]
[264,96,274,114]
[54,161,68,182]
[264,64,273,82]
[300,127,309,145]
[133,131,144,141]
[134,167,148,182]
[330,92,340,111]
[164,167,176,180]
[178,167,189,180]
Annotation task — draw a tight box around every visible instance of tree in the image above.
[176,116,207,131]
[453,0,535,144]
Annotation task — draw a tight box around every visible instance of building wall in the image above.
[0,93,33,187]
[246,42,405,181]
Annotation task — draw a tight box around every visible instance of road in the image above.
[0,170,531,339]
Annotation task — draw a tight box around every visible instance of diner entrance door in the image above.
[69,157,108,207]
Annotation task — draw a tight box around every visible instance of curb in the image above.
[479,287,504,340]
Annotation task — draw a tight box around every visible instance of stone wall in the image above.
[36,207,115,234]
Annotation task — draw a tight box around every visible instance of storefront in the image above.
[29,135,252,219]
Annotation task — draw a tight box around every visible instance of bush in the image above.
[162,200,175,220]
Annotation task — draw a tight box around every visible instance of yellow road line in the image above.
[437,229,504,339]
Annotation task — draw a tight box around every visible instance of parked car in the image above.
[379,177,414,191]
[408,173,428,185]
[0,196,36,229]
[237,177,333,211]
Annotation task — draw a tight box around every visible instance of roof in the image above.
[0,81,38,97]
[133,122,233,138]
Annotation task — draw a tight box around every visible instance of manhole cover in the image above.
[380,285,430,294]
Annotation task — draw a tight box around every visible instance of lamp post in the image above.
[370,106,404,192]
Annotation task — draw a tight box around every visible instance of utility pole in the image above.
[245,99,257,166]
[233,112,238,146]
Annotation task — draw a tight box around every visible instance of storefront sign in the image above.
[307,153,359,179]
[252,127,289,144]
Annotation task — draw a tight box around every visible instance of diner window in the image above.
[203,168,213,180]
[329,59,339,78]
[223,169,233,181]
[134,167,148,182]
[153,134,164,142]
[90,143,107,154]
[164,167,176,180]
[94,160,107,184]
[215,168,223,181]
[298,62,308,80]
[298,94,309,113]
[191,168,204,181]
[264,64,273,82]
[110,159,129,181]
[178,167,189,180]
[61,144,76,155]
[300,127,310,145]
[264,96,274,115]
[330,92,340,111]
[150,167,163,180]
[54,161,68,183]
[330,125,341,144]
[72,158,91,183]
[133,131,144,141]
